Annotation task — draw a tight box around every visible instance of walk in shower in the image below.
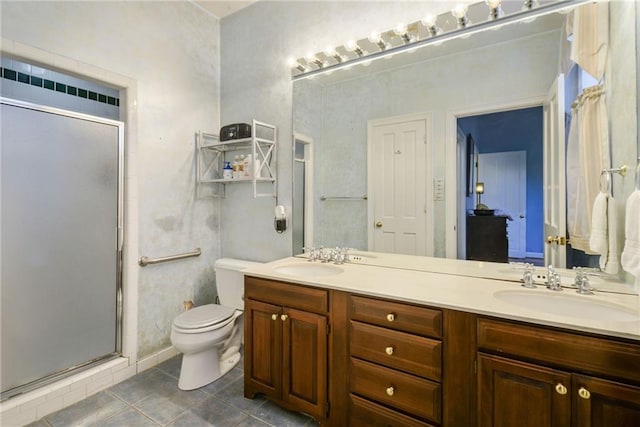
[0,97,124,400]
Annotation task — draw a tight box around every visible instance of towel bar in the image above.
[139,248,201,267]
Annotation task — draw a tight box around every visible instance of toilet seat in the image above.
[172,304,238,334]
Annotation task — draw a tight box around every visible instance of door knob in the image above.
[546,235,568,245]
[375,221,383,228]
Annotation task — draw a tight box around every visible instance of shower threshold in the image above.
[1,352,120,402]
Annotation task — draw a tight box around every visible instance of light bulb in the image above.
[421,14,441,37]
[421,14,437,28]
[368,31,382,44]
[344,40,365,56]
[393,23,408,36]
[368,31,388,51]
[451,4,468,19]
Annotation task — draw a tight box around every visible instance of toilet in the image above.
[170,258,261,390]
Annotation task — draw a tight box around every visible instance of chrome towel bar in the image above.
[139,248,201,267]
[320,194,368,201]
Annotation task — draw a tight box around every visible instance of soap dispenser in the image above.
[223,161,233,180]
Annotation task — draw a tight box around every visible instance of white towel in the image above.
[589,191,619,274]
[621,190,640,281]
[590,192,608,254]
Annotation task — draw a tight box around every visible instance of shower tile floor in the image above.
[27,355,318,427]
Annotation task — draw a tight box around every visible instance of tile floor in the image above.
[26,355,318,427]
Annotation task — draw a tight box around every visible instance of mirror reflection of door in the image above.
[368,114,431,256]
[458,105,544,265]
[478,151,527,259]
[293,133,313,256]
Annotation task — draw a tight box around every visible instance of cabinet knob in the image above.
[385,386,395,396]
[375,221,383,228]
[578,387,591,399]
[280,314,289,321]
[386,313,395,322]
[271,314,278,321]
[555,383,567,395]
[385,346,394,355]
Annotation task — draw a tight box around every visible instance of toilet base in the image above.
[177,346,242,390]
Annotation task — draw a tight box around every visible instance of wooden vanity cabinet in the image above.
[244,276,329,421]
[477,318,640,427]
[347,295,443,426]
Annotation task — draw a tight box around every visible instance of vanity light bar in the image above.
[290,0,590,81]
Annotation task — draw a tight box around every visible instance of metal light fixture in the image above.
[324,46,345,64]
[287,57,306,73]
[485,0,504,20]
[475,182,485,208]
[451,4,470,29]
[305,53,325,69]
[421,14,441,37]
[368,31,389,51]
[288,0,586,80]
[345,39,366,57]
[393,23,415,44]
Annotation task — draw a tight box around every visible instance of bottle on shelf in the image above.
[232,155,240,179]
[238,154,245,178]
[223,161,233,180]
[244,155,253,178]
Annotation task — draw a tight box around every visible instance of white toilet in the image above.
[170,258,261,390]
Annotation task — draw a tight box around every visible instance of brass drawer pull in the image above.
[386,313,395,322]
[281,314,289,321]
[386,386,395,396]
[385,346,394,355]
[555,383,567,395]
[271,314,278,320]
[578,387,591,399]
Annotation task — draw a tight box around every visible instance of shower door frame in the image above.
[0,97,125,400]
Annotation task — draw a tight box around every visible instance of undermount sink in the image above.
[274,262,344,277]
[494,290,639,322]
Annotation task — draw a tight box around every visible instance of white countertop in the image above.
[243,256,640,342]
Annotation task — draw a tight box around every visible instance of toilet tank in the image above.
[214,258,262,310]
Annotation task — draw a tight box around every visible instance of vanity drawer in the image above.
[350,295,442,338]
[349,394,436,427]
[245,276,328,313]
[478,318,640,383]
[350,358,441,423]
[350,321,441,380]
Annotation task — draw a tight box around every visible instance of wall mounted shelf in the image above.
[196,120,277,198]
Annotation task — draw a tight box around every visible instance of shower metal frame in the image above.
[0,97,125,401]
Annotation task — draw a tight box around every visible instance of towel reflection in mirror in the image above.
[565,3,610,260]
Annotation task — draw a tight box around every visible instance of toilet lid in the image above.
[173,304,236,330]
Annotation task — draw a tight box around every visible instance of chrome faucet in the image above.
[546,265,562,291]
[574,268,594,295]
[520,263,536,288]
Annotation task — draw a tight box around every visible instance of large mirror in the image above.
[292,0,639,294]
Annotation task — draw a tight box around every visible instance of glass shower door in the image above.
[1,98,123,398]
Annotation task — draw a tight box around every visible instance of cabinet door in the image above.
[282,307,328,420]
[573,375,640,427]
[244,299,282,400]
[478,354,571,427]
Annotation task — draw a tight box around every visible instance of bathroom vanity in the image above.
[243,257,640,426]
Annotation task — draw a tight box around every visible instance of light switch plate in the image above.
[434,178,445,201]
